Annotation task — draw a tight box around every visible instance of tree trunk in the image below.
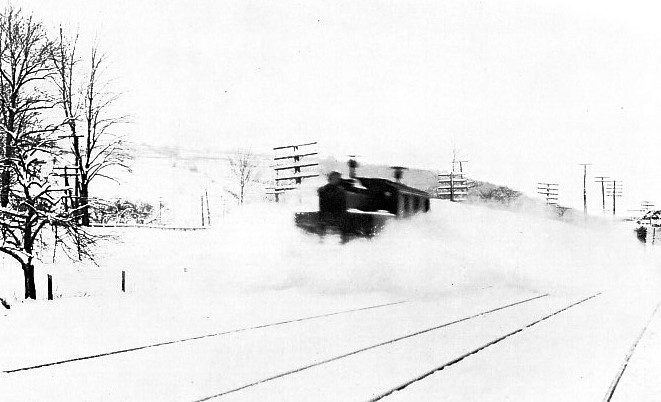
[80,181,90,226]
[22,262,36,300]
[1,98,16,207]
[0,164,10,207]
[1,131,12,207]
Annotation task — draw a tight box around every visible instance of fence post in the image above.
[47,274,53,300]
[121,270,126,293]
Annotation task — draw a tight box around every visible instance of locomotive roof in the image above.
[356,177,430,198]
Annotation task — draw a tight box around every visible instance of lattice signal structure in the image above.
[437,172,468,201]
[272,142,320,201]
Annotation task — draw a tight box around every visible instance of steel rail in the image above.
[194,293,550,401]
[369,292,602,401]
[4,300,407,373]
[602,298,661,402]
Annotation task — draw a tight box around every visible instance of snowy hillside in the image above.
[100,144,556,228]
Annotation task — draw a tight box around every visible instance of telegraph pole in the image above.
[158,196,163,225]
[578,163,592,215]
[272,142,319,198]
[450,171,455,201]
[595,176,609,215]
[54,165,80,213]
[537,182,559,205]
[200,195,205,226]
[606,180,623,216]
[56,134,84,222]
[453,159,469,173]
[205,189,211,226]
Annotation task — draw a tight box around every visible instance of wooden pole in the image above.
[578,163,591,215]
[450,172,454,202]
[63,166,70,211]
[602,181,605,214]
[595,176,609,215]
[47,274,53,300]
[205,189,211,226]
[583,165,587,214]
[200,196,205,226]
[121,270,126,292]
[612,180,616,216]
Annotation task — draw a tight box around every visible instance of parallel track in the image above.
[194,293,550,401]
[4,300,407,373]
[370,292,601,401]
[602,298,661,402]
[8,292,609,402]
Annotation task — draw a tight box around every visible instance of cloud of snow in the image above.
[3,199,659,303]
[234,200,660,298]
[89,200,661,299]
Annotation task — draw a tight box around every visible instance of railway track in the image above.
[603,298,661,402]
[8,290,629,401]
[193,293,552,401]
[3,300,407,373]
[370,292,601,401]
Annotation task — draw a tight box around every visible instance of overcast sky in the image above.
[25,0,661,213]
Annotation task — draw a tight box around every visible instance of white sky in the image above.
[24,0,661,213]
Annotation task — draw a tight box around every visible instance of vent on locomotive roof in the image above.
[347,157,359,179]
[390,166,408,183]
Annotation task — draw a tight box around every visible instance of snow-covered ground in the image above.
[1,200,660,401]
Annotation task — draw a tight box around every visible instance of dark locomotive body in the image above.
[295,174,431,238]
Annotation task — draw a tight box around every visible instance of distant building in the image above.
[638,210,661,227]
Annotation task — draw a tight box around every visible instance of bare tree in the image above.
[552,205,572,218]
[226,148,259,205]
[51,32,129,226]
[51,27,78,138]
[0,6,55,208]
[0,8,98,300]
[477,186,521,204]
[0,106,96,299]
[91,198,157,225]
